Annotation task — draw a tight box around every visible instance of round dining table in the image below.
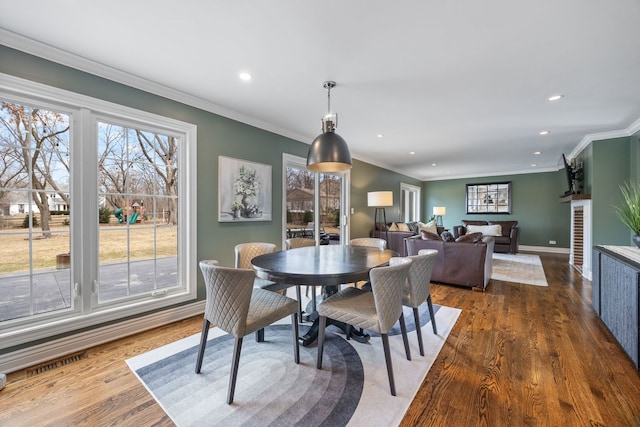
[251,245,397,346]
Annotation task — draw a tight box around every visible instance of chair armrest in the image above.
[509,227,519,253]
[453,225,466,238]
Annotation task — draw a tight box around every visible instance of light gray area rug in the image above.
[126,304,461,427]
[492,253,549,286]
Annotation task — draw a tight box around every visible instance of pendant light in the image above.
[306,81,352,172]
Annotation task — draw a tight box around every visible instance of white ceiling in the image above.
[1,0,639,180]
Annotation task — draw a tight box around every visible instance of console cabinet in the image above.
[592,246,640,369]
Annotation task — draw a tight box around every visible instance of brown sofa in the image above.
[405,234,494,291]
[370,222,446,256]
[453,220,519,254]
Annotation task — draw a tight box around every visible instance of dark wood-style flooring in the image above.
[2,253,639,426]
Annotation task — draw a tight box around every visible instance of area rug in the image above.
[126,304,460,427]
[492,253,548,286]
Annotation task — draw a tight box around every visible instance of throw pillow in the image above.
[420,230,441,240]
[418,220,438,235]
[466,224,502,236]
[455,232,483,243]
[407,221,419,234]
[388,222,399,231]
[397,222,410,232]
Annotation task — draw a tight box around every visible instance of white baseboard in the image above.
[519,245,570,254]
[0,301,205,374]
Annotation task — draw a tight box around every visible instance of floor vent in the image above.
[26,351,87,377]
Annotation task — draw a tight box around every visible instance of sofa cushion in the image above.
[455,232,483,243]
[466,224,502,237]
[418,220,438,235]
[397,222,410,232]
[420,230,441,240]
[488,220,518,237]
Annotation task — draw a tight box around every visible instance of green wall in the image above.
[350,159,422,238]
[424,171,571,248]
[0,44,419,300]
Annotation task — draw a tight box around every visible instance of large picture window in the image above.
[0,74,197,348]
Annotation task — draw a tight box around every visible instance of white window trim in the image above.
[0,73,198,349]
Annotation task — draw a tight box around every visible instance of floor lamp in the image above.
[368,191,393,244]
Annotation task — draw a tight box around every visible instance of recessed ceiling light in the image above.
[377,134,384,138]
[432,163,437,166]
[539,130,549,135]
[409,151,415,155]
[534,151,541,155]
[531,164,537,167]
[239,72,252,81]
[548,94,564,102]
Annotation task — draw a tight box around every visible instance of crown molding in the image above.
[570,116,640,159]
[0,28,310,145]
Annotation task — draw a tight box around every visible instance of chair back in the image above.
[234,242,277,269]
[285,237,316,250]
[405,250,438,306]
[369,257,412,333]
[350,237,387,250]
[199,260,255,337]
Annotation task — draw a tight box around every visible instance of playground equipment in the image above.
[113,201,143,224]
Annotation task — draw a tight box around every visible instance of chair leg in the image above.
[381,333,396,396]
[296,285,303,323]
[317,315,327,369]
[227,336,243,404]
[291,313,300,364]
[311,286,317,312]
[427,295,438,335]
[195,319,210,373]
[399,313,411,361]
[413,307,424,357]
[255,328,264,342]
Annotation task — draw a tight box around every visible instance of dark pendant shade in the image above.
[306,131,352,172]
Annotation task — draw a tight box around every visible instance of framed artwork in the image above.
[466,181,511,214]
[218,156,272,222]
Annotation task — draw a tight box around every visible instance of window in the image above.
[400,183,421,222]
[0,74,196,349]
[283,154,349,246]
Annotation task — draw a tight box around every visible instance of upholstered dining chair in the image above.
[235,242,291,341]
[196,260,300,404]
[405,249,439,356]
[285,237,317,322]
[349,237,387,250]
[316,257,412,396]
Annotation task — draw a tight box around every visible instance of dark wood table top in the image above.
[251,245,397,287]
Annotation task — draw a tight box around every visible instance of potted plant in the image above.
[612,181,640,247]
[231,201,243,219]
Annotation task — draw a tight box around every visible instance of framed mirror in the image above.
[466,182,511,214]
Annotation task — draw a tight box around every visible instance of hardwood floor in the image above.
[2,253,639,426]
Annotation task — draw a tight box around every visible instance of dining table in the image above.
[251,244,397,346]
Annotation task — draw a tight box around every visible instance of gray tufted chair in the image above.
[405,250,439,356]
[349,237,387,250]
[235,242,291,341]
[195,260,300,404]
[285,237,317,322]
[316,257,412,396]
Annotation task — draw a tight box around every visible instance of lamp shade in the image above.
[433,206,446,216]
[306,131,352,172]
[368,191,393,207]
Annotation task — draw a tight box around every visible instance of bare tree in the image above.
[134,130,178,225]
[0,102,69,237]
